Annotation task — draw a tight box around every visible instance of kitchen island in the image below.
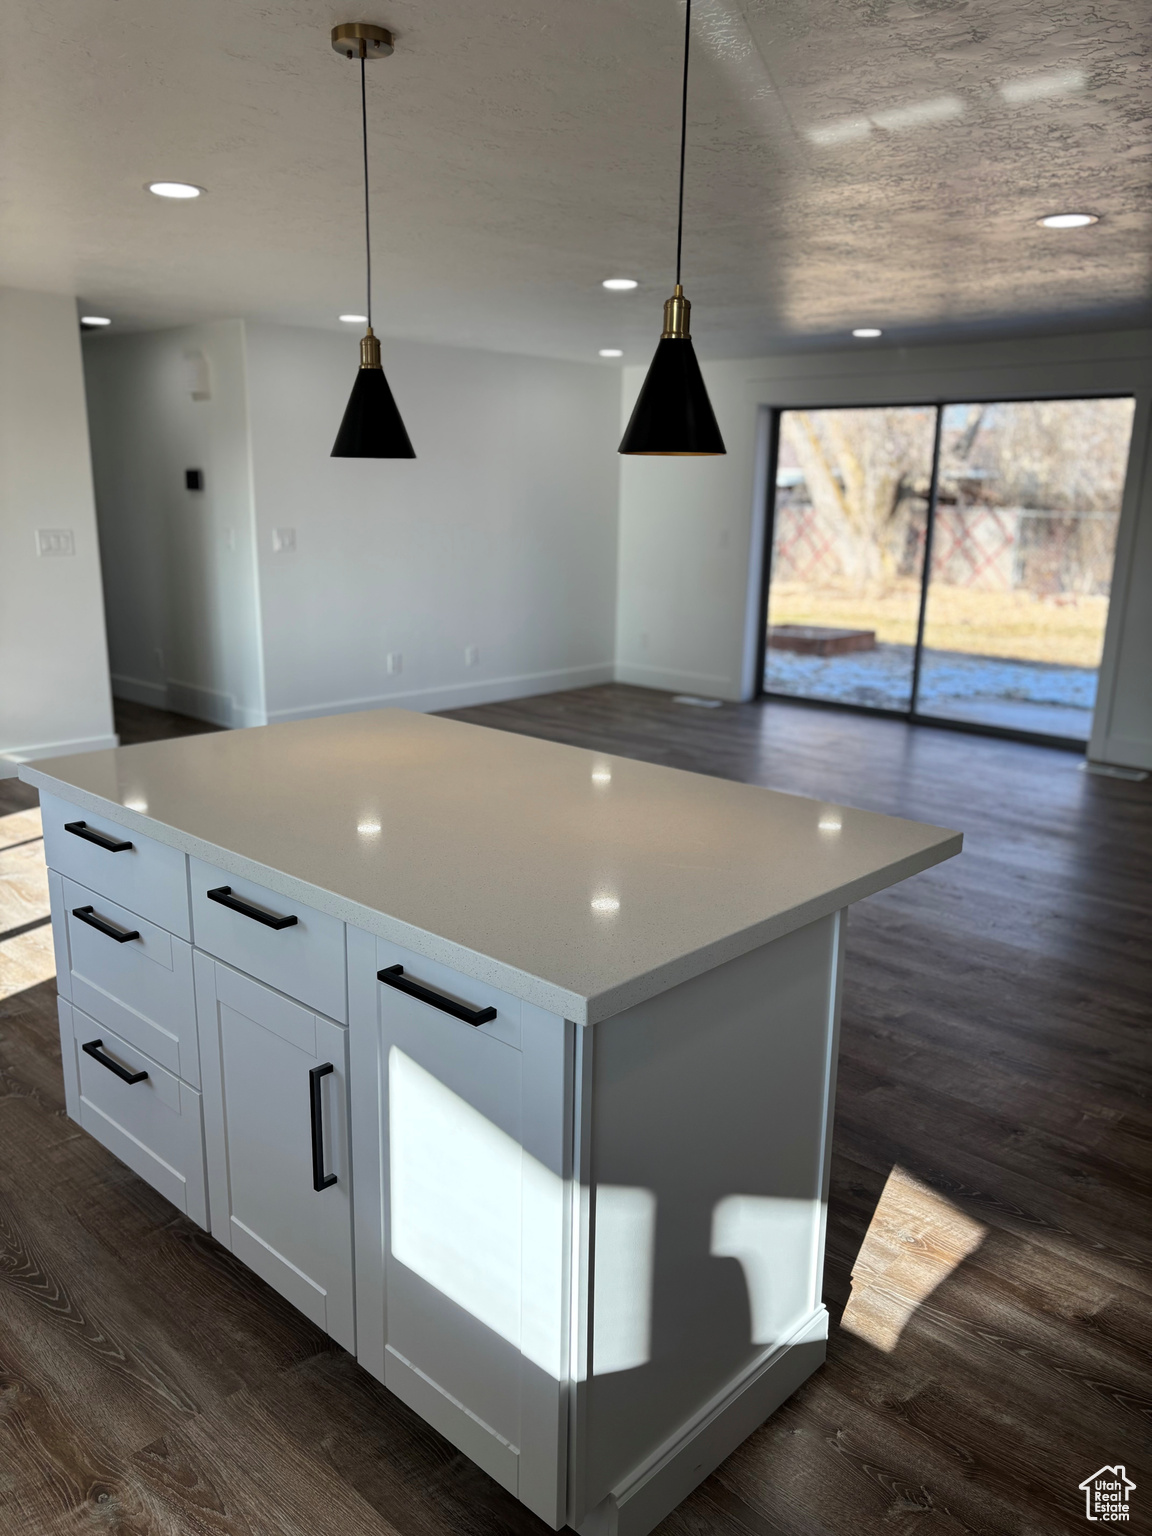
[22,708,960,1535]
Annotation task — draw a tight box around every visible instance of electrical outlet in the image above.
[272,527,296,554]
[154,647,165,674]
[386,651,403,675]
[224,526,236,552]
[36,528,75,557]
[464,645,480,668]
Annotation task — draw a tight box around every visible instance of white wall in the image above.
[616,328,1152,768]
[84,321,265,727]
[243,324,620,720]
[0,288,116,766]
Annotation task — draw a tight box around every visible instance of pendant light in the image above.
[330,22,415,458]
[619,0,725,456]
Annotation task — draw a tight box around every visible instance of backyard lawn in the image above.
[767,581,1110,668]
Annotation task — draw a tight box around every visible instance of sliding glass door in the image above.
[765,407,935,712]
[763,396,1135,744]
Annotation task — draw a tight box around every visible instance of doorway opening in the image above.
[759,398,1136,746]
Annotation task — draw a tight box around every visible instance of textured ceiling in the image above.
[2,0,1149,361]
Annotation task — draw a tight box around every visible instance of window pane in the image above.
[918,399,1135,739]
[765,407,936,712]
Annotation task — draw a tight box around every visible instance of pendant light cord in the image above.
[361,54,372,328]
[675,0,691,287]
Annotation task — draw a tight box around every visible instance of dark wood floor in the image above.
[1,687,1149,1535]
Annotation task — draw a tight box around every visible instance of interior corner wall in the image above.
[0,288,116,766]
[614,329,1152,768]
[242,324,620,722]
[83,321,266,728]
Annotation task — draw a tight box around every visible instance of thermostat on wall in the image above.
[186,469,204,491]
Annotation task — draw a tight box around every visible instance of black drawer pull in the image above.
[310,1063,337,1191]
[72,905,141,944]
[206,886,298,930]
[82,1038,148,1085]
[377,964,497,1026]
[65,820,133,853]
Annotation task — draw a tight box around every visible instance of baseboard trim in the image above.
[112,674,263,729]
[111,674,168,710]
[4,733,119,768]
[576,1307,828,1536]
[166,679,236,729]
[265,663,615,723]
[613,662,735,699]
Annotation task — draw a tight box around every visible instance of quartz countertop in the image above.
[21,709,961,1022]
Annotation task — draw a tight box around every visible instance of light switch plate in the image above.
[272,527,296,553]
[36,528,75,557]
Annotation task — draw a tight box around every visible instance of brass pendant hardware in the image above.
[359,328,382,369]
[331,22,394,60]
[661,284,691,340]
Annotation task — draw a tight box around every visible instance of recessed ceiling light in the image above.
[339,314,369,324]
[80,316,112,327]
[147,181,204,199]
[602,278,638,291]
[599,348,623,358]
[1038,212,1098,229]
[852,327,882,338]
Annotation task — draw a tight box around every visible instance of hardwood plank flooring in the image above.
[2,686,1148,1535]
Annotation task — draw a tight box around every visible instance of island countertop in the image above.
[20,708,961,1022]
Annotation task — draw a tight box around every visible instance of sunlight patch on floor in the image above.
[0,806,54,996]
[840,1165,986,1352]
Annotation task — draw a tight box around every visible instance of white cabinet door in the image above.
[348,930,572,1528]
[195,954,354,1351]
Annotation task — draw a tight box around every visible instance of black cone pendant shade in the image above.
[619,0,724,457]
[330,23,415,459]
[332,328,415,457]
[618,286,724,455]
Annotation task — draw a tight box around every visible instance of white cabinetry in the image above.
[348,930,572,1527]
[349,916,845,1536]
[194,955,355,1351]
[61,997,208,1226]
[43,794,353,1353]
[189,856,346,1022]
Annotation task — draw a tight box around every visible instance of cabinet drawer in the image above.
[190,858,346,1021]
[375,936,522,1052]
[63,876,200,1087]
[41,792,191,940]
[65,1000,208,1228]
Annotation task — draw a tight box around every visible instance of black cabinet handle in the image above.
[377,964,497,1026]
[310,1063,337,1191]
[65,820,133,853]
[206,886,298,930]
[72,905,141,944]
[82,1038,148,1085]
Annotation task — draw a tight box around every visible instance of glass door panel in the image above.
[917,399,1135,739]
[765,407,936,712]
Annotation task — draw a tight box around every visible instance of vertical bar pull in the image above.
[309,1062,337,1191]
